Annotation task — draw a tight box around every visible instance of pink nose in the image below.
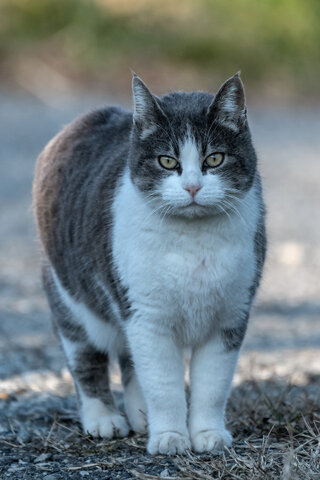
[184,184,202,198]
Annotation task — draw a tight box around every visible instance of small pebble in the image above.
[7,464,21,472]
[43,475,58,480]
[0,424,8,433]
[160,468,169,478]
[35,453,52,463]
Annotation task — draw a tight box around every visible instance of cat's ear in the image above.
[207,73,247,131]
[132,74,166,135]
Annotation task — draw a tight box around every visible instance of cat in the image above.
[33,73,266,455]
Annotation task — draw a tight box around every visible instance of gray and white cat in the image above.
[33,73,266,455]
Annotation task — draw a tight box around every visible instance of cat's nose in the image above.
[184,184,202,198]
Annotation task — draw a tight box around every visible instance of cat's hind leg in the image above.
[119,353,148,434]
[61,336,129,438]
[43,266,129,439]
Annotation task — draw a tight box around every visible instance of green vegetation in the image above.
[1,0,320,94]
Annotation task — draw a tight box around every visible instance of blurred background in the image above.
[1,0,320,101]
[0,1,319,477]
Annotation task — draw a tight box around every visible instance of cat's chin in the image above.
[170,203,219,219]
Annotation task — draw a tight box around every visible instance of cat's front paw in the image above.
[83,411,129,439]
[148,431,191,455]
[191,428,232,453]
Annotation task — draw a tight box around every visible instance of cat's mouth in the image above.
[183,199,202,208]
[173,200,225,218]
[179,201,199,210]
[176,201,211,217]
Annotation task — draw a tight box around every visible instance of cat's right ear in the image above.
[132,74,166,136]
[207,73,247,132]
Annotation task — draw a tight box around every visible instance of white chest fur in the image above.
[112,172,259,346]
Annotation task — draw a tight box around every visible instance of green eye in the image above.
[159,156,179,170]
[205,152,225,168]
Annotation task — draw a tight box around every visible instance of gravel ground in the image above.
[0,89,319,479]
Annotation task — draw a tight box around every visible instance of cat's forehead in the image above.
[160,91,214,111]
[158,91,215,147]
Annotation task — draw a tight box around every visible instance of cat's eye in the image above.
[158,156,179,170]
[204,152,225,168]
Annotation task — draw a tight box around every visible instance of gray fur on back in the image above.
[34,106,133,321]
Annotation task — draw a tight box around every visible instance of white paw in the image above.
[82,411,129,439]
[148,431,191,455]
[191,428,232,453]
[123,376,148,433]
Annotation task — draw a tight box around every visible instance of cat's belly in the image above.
[140,248,253,344]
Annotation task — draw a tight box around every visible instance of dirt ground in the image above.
[0,89,319,479]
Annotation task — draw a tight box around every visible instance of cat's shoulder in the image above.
[44,105,131,156]
[39,106,132,162]
[34,104,131,191]
[74,105,132,135]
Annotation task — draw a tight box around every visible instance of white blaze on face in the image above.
[179,136,203,191]
[178,134,228,209]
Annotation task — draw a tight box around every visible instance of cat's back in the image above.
[33,105,132,257]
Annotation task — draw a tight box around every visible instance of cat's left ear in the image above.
[132,74,166,135]
[207,73,247,131]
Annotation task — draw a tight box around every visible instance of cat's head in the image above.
[129,73,257,218]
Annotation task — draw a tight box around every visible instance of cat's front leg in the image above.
[188,323,246,453]
[126,313,190,455]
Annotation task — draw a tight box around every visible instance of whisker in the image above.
[216,203,233,225]
[139,202,169,228]
[220,199,248,228]
[158,203,174,230]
